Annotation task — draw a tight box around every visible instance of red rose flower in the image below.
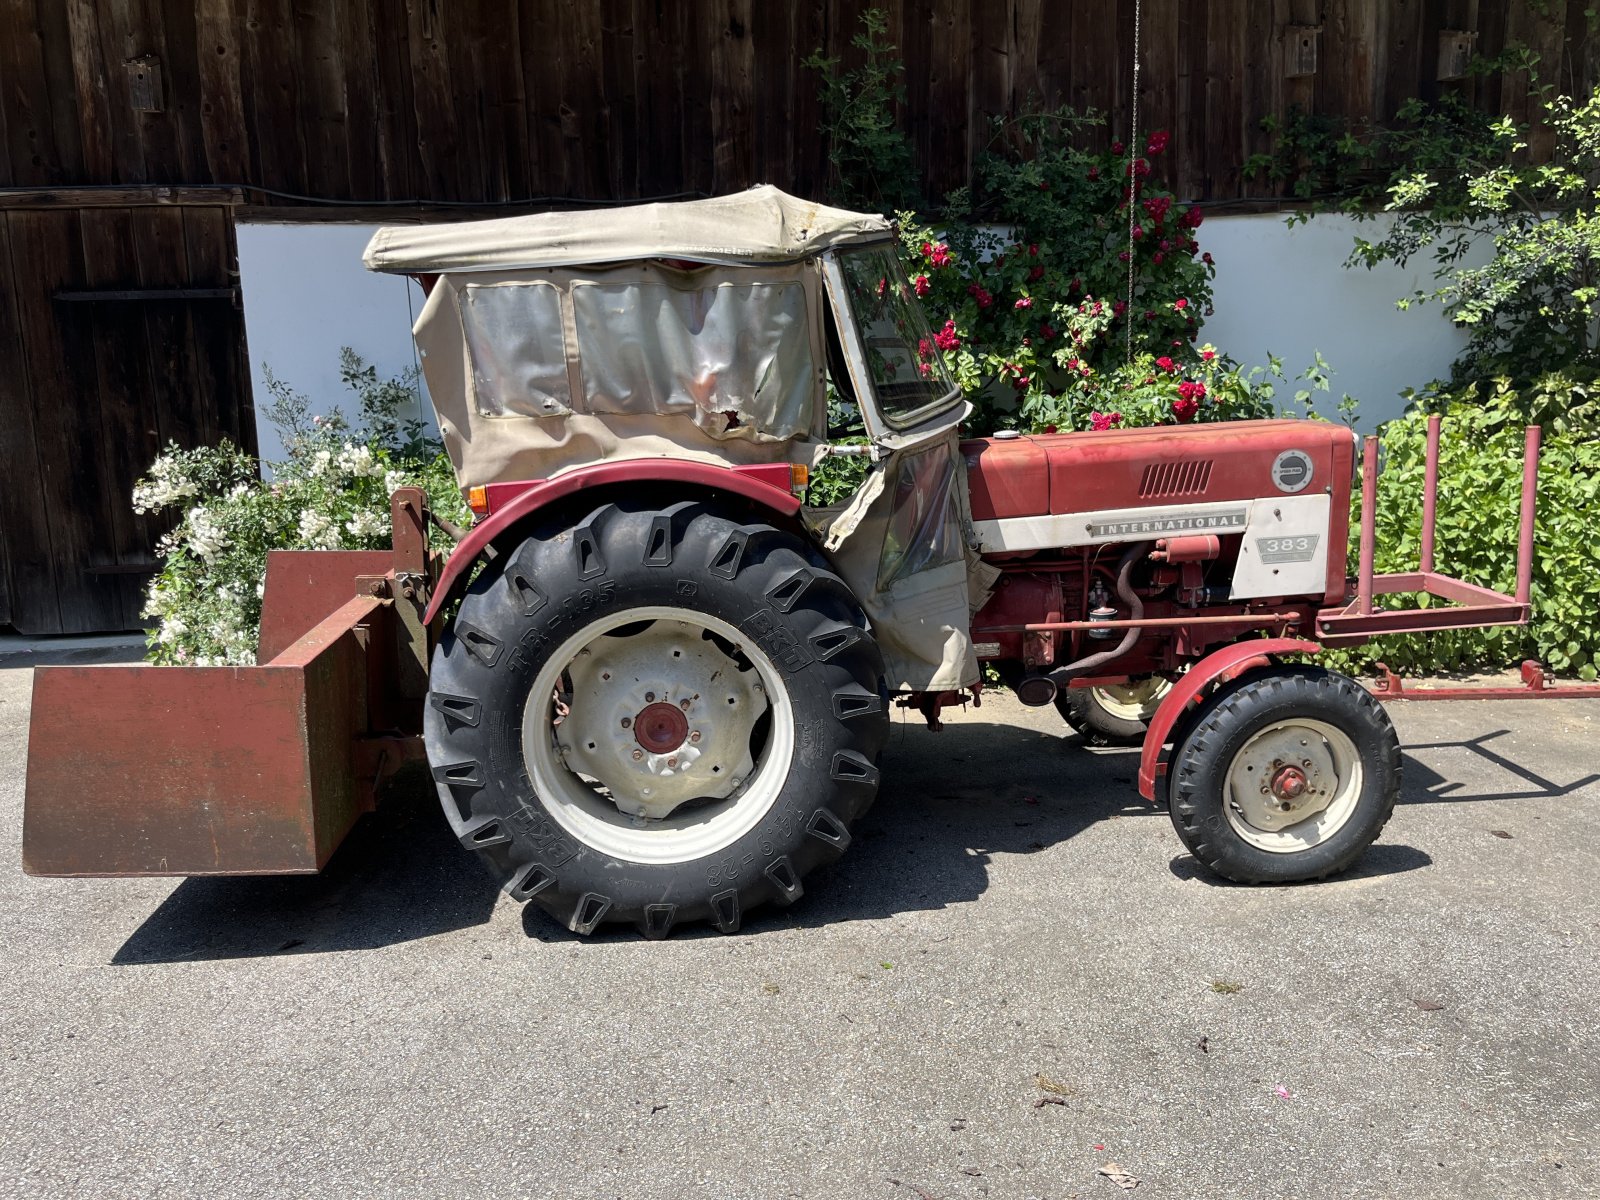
[1174,297,1188,310]
[1039,323,1057,340]
[1156,356,1176,373]
[1172,396,1199,422]
[1090,410,1123,431]
[1029,265,1045,282]
[913,274,931,297]
[1146,130,1170,156]
[934,319,961,352]
[1201,349,1216,361]
[1014,296,1033,310]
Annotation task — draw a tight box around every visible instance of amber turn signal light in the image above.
[789,463,809,496]
[467,485,489,516]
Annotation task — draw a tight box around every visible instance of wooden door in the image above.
[0,199,255,635]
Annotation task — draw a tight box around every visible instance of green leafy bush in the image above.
[1330,386,1600,680]
[134,352,468,666]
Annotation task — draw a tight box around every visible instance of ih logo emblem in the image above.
[1272,449,1314,493]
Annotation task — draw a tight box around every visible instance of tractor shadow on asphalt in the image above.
[111,764,501,964]
[1397,728,1600,804]
[523,714,1156,943]
[115,716,1560,955]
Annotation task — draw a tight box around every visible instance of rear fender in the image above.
[1137,637,1322,801]
[424,460,804,626]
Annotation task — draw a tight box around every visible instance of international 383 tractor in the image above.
[22,188,1577,938]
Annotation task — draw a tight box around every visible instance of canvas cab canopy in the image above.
[362,185,894,274]
[364,187,978,694]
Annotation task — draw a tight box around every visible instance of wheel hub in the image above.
[1270,764,1309,800]
[634,701,689,754]
[554,618,765,821]
[1228,725,1339,832]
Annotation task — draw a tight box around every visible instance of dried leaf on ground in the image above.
[1210,979,1244,994]
[1097,1162,1141,1189]
[1413,997,1445,1011]
[1033,1095,1068,1108]
[1490,829,1514,839]
[762,982,780,995]
[1034,1072,1074,1096]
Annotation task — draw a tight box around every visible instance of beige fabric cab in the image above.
[364,185,892,273]
[365,187,890,490]
[364,187,977,693]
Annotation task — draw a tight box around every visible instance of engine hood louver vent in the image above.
[1139,459,1213,498]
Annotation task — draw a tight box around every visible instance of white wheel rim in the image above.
[1223,718,1363,854]
[521,606,794,865]
[1090,677,1171,722]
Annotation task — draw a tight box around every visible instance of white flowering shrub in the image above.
[134,351,469,666]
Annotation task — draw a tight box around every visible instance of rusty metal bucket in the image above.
[21,490,434,877]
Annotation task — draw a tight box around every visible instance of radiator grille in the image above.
[1138,459,1213,498]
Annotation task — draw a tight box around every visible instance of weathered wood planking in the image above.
[5,0,1586,207]
[0,200,252,634]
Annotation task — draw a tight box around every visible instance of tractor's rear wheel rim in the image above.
[1223,717,1362,854]
[521,606,793,865]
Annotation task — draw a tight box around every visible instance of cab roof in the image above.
[363,185,894,275]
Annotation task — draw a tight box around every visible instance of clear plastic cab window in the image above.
[458,281,572,418]
[835,246,958,431]
[877,442,963,593]
[572,276,815,440]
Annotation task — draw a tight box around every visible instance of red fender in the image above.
[1137,637,1322,801]
[424,460,802,625]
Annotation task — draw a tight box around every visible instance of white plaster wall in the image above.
[1199,211,1473,428]
[235,222,431,467]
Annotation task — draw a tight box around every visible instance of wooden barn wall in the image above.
[1,1,1596,209]
[0,200,254,635]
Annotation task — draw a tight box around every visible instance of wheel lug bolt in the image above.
[679,698,691,710]
[631,749,643,761]
[620,717,632,728]
[1302,759,1312,767]
[645,692,655,702]
[690,731,701,743]
[667,757,678,768]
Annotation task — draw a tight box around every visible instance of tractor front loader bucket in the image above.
[21,490,435,878]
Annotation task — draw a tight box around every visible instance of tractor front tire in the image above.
[1167,665,1400,884]
[1057,677,1172,746]
[424,501,889,938]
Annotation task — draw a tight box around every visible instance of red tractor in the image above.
[22,188,1577,938]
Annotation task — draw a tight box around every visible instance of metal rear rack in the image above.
[1316,416,1538,645]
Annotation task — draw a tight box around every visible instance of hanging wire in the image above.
[1125,0,1143,361]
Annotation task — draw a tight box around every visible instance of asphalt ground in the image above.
[1,666,1597,1200]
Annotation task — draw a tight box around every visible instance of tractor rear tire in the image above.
[1056,678,1172,746]
[424,501,889,938]
[1167,665,1400,884]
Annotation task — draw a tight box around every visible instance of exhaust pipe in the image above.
[1015,675,1059,707]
